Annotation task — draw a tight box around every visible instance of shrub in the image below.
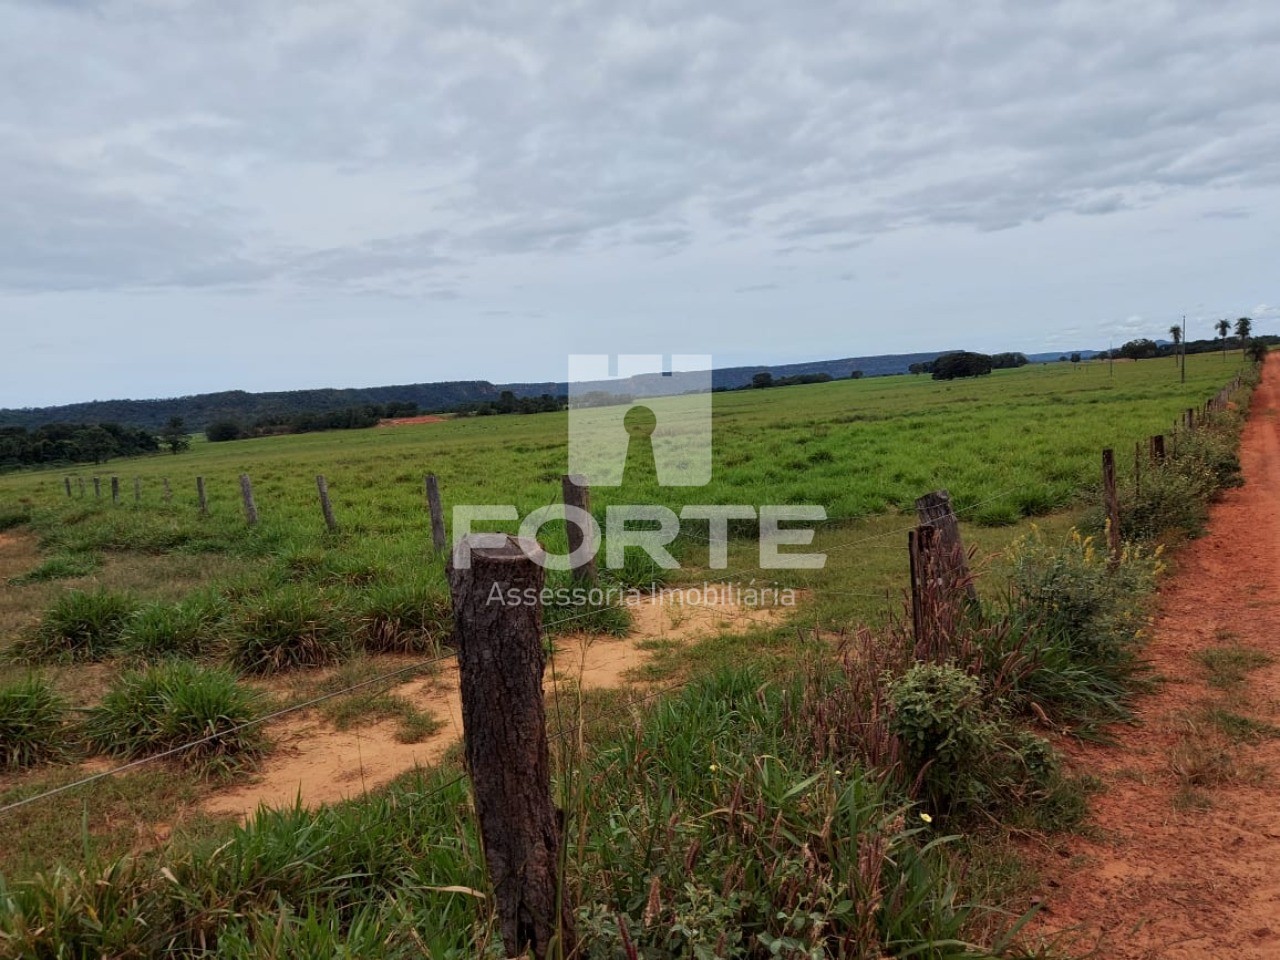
[228,587,351,674]
[1005,528,1159,729]
[121,593,228,660]
[889,663,999,813]
[0,676,74,770]
[7,552,100,585]
[84,662,265,776]
[356,581,451,653]
[18,589,138,661]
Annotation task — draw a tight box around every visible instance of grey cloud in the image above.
[1,0,1279,298]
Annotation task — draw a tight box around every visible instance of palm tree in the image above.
[1236,317,1253,357]
[1169,323,1184,381]
[1216,319,1231,360]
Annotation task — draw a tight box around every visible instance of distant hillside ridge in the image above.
[0,349,1080,430]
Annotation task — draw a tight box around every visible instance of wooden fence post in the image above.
[908,527,928,647]
[77,477,85,498]
[914,489,977,602]
[110,476,120,504]
[134,477,141,503]
[196,476,208,516]
[93,477,100,499]
[239,474,259,526]
[561,474,597,582]
[1134,441,1142,496]
[163,478,172,503]
[425,474,447,553]
[447,534,576,959]
[64,477,72,498]
[1102,449,1121,565]
[316,475,338,532]
[1152,434,1166,463]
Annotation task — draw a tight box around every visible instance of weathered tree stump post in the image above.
[425,474,447,553]
[64,477,72,498]
[196,476,208,515]
[908,526,929,647]
[110,476,120,505]
[162,478,172,503]
[561,474,597,583]
[134,477,141,503]
[914,490,976,602]
[1152,434,1166,463]
[1102,448,1121,566]
[239,474,259,526]
[447,534,576,959]
[316,475,338,532]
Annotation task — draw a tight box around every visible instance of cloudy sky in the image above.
[2,0,1278,407]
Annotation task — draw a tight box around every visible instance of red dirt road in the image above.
[1035,356,1280,959]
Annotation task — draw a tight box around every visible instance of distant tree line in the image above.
[453,392,567,417]
[0,419,191,470]
[206,403,421,442]
[738,371,846,390]
[908,351,1027,379]
[1101,325,1277,362]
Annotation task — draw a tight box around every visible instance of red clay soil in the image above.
[1032,355,1280,959]
[377,415,447,427]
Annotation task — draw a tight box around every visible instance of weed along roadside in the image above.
[0,354,1265,956]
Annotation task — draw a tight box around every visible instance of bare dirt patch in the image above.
[203,589,788,818]
[1032,357,1280,959]
[377,415,448,427]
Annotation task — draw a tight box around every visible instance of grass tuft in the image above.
[84,661,266,777]
[1196,646,1272,689]
[0,675,75,770]
[16,588,138,662]
[229,586,352,674]
[6,552,101,585]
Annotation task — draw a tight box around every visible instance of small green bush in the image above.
[0,676,74,770]
[7,552,100,585]
[889,663,999,813]
[84,662,265,776]
[121,593,228,660]
[229,587,351,674]
[356,581,451,653]
[18,589,138,662]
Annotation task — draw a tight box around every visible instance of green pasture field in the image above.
[0,351,1253,953]
[0,351,1243,560]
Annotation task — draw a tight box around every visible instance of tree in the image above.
[1069,352,1082,364]
[931,351,993,381]
[1117,338,1159,360]
[159,416,191,454]
[849,370,864,379]
[751,372,773,389]
[205,419,243,443]
[1216,319,1231,360]
[1236,317,1254,356]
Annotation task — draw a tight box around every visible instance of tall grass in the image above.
[228,586,352,674]
[84,661,266,777]
[15,588,138,662]
[0,676,74,770]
